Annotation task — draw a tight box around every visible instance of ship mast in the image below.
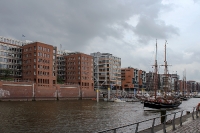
[161,40,170,97]
[182,69,187,96]
[153,40,158,99]
[185,70,187,95]
[164,41,168,75]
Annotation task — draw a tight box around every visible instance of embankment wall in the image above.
[0,81,96,101]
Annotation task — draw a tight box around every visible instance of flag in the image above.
[60,44,62,49]
[22,34,25,37]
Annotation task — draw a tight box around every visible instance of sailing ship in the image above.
[143,40,182,109]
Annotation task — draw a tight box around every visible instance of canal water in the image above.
[0,98,199,133]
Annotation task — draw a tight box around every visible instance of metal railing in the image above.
[96,107,200,133]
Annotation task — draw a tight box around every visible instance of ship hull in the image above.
[144,101,181,109]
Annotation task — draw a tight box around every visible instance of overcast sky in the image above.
[0,0,200,81]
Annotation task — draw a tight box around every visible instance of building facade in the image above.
[121,67,146,93]
[0,36,97,100]
[0,36,26,81]
[139,70,146,90]
[65,52,94,90]
[121,67,134,91]
[57,50,68,83]
[22,42,57,87]
[91,52,121,90]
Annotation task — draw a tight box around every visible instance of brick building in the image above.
[121,67,139,90]
[22,42,57,87]
[139,70,146,90]
[65,52,94,91]
[0,36,96,100]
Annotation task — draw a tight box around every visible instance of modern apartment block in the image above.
[187,80,196,93]
[121,67,145,92]
[0,36,26,81]
[90,52,121,90]
[170,74,179,91]
[65,52,94,90]
[121,67,134,91]
[57,50,68,82]
[22,42,57,87]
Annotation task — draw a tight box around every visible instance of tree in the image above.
[0,69,12,80]
[57,77,64,84]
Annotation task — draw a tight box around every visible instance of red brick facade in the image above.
[22,42,56,88]
[121,68,134,89]
[65,53,94,94]
[0,37,96,100]
[0,81,96,101]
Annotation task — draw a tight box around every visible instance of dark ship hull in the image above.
[144,100,182,109]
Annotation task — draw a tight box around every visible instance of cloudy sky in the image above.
[0,0,200,81]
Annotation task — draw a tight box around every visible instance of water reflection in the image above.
[0,98,199,133]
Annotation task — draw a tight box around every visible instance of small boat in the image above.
[193,93,200,98]
[114,98,126,102]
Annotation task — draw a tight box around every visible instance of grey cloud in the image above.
[134,16,179,43]
[0,0,178,51]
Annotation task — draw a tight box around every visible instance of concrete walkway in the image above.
[167,118,200,133]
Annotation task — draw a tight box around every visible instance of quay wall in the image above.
[0,81,96,101]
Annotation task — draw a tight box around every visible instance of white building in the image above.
[90,52,121,90]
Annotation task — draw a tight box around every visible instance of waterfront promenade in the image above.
[167,117,200,133]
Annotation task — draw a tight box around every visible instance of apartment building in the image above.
[65,52,94,90]
[178,80,183,93]
[170,74,179,91]
[0,36,26,81]
[22,42,57,87]
[57,50,68,82]
[121,67,146,92]
[139,70,146,90]
[146,72,153,91]
[90,52,121,90]
[187,80,196,93]
[121,67,134,91]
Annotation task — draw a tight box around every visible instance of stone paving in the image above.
[167,118,200,133]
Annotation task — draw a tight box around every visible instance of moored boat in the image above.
[143,40,182,110]
[114,98,126,102]
[193,93,200,98]
[144,97,182,109]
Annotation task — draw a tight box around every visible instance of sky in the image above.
[0,0,200,81]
